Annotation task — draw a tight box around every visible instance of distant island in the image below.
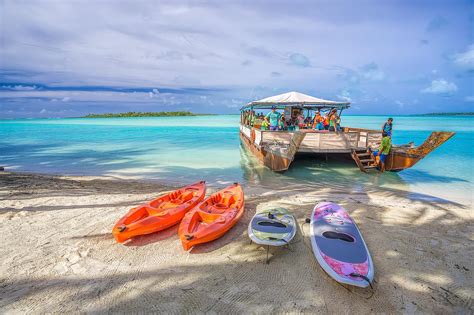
[414,112,474,116]
[83,111,209,118]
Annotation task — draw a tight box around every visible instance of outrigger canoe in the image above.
[112,181,206,243]
[179,183,244,251]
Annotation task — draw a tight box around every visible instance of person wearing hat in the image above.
[265,105,281,131]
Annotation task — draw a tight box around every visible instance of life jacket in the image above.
[323,116,329,126]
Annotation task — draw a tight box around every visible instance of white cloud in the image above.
[421,79,458,95]
[360,63,385,81]
[0,1,472,116]
[395,100,404,108]
[40,108,47,113]
[465,96,474,102]
[340,63,385,84]
[451,44,474,71]
[2,85,38,91]
[337,89,352,102]
[148,88,160,98]
[62,97,71,102]
[288,53,310,67]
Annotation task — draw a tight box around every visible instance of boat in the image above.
[178,183,244,251]
[310,202,374,288]
[240,91,454,172]
[112,181,206,243]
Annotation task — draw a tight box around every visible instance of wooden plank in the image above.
[263,132,306,172]
[254,129,262,146]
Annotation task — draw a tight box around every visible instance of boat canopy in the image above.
[241,91,350,111]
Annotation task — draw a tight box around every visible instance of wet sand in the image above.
[0,172,472,313]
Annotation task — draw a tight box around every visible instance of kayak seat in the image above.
[170,191,194,204]
[214,195,236,208]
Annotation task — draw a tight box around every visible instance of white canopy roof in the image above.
[242,91,350,110]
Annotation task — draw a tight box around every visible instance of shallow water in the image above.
[0,115,472,205]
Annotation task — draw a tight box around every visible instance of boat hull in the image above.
[240,127,454,173]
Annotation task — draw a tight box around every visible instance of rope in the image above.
[349,273,373,290]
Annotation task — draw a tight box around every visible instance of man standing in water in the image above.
[372,132,392,172]
[265,105,281,131]
[382,117,393,137]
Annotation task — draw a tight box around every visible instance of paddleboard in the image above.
[310,202,374,288]
[248,208,296,246]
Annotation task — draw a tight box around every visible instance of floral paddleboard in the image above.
[310,202,374,288]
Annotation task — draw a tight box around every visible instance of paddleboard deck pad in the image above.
[248,208,296,246]
[310,202,374,288]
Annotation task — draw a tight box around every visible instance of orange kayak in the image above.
[178,183,244,250]
[113,181,206,243]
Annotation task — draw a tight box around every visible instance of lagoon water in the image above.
[1,115,472,205]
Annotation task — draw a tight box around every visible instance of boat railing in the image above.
[240,124,382,152]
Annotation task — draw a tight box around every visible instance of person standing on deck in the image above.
[382,118,393,137]
[313,110,324,130]
[336,112,342,131]
[278,112,287,130]
[372,132,392,172]
[328,109,338,132]
[323,111,330,130]
[297,111,305,129]
[265,105,281,131]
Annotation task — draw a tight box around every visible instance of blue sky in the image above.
[0,0,473,118]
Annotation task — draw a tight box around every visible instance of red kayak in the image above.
[179,183,244,250]
[113,181,206,243]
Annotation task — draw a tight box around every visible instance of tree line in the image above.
[83,111,203,118]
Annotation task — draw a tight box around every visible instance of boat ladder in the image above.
[351,149,377,173]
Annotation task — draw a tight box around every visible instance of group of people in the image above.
[241,106,342,132]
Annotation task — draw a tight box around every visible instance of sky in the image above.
[0,0,473,118]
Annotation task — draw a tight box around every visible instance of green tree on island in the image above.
[83,111,205,118]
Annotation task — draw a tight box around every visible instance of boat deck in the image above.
[240,125,382,153]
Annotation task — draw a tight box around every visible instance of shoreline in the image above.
[1,171,472,313]
[2,166,470,207]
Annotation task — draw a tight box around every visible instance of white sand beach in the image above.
[0,172,472,313]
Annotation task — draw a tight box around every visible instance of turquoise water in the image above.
[0,115,472,205]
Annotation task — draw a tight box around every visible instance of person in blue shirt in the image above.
[382,118,393,137]
[265,105,281,131]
